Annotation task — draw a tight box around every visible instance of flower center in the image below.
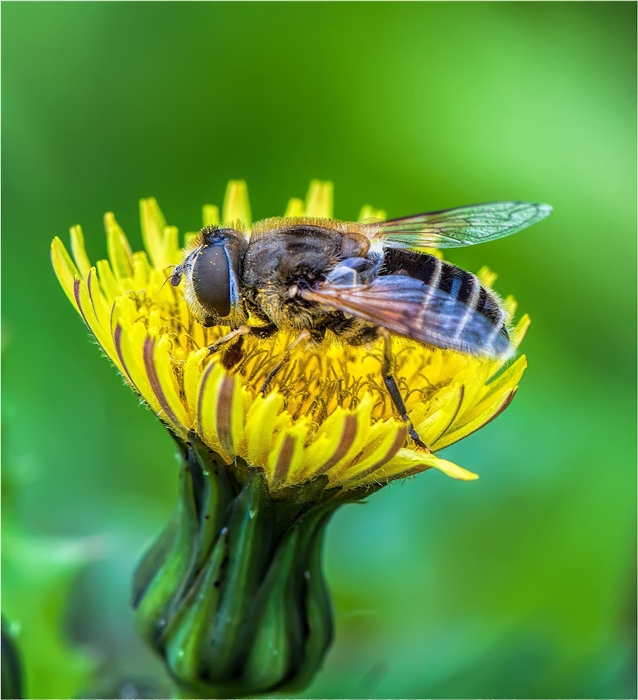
[126,285,459,433]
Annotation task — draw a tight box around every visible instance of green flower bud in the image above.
[132,433,363,697]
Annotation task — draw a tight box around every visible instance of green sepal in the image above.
[163,527,229,687]
[242,525,305,691]
[132,436,359,697]
[279,508,336,694]
[132,460,202,651]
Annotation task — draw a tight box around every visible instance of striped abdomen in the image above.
[381,247,510,356]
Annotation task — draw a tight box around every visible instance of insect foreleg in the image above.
[379,329,430,452]
[207,325,251,355]
[260,330,312,395]
[206,324,279,370]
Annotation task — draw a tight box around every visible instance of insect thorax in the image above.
[241,225,372,336]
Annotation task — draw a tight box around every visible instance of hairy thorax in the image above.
[241,225,372,337]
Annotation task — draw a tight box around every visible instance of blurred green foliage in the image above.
[1,529,98,698]
[2,3,635,698]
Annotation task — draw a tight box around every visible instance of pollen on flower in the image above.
[51,180,529,495]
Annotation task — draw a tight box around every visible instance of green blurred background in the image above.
[2,2,636,698]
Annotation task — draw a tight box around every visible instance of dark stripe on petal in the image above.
[215,374,236,454]
[349,427,407,483]
[273,434,296,487]
[477,389,516,429]
[113,323,134,385]
[143,336,181,428]
[432,385,465,445]
[344,427,407,484]
[86,269,101,326]
[315,413,358,475]
[73,278,90,326]
[451,389,517,444]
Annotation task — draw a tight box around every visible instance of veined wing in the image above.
[365,201,552,250]
[301,275,513,359]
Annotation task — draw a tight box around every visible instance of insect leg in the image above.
[379,329,431,452]
[207,324,278,371]
[207,326,252,370]
[260,330,311,395]
[206,325,251,355]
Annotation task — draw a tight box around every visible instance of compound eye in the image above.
[191,244,233,317]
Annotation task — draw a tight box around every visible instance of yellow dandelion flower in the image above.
[51,181,532,697]
[51,180,528,493]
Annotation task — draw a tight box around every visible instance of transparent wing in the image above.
[365,201,552,250]
[301,275,513,359]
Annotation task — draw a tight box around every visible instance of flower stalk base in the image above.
[132,434,364,697]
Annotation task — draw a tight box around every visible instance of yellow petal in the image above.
[50,238,80,311]
[70,225,92,280]
[447,362,492,420]
[245,393,285,468]
[183,348,210,422]
[305,180,333,218]
[267,422,309,489]
[196,362,243,458]
[144,333,191,434]
[481,355,527,411]
[337,420,406,486]
[510,315,531,348]
[105,213,134,283]
[194,376,228,455]
[203,204,220,227]
[66,276,124,378]
[426,383,466,450]
[140,198,167,270]
[163,226,180,265]
[477,266,497,288]
[132,251,151,290]
[284,198,304,217]
[429,457,478,481]
[296,398,372,483]
[431,364,507,448]
[95,259,122,303]
[503,294,517,319]
[86,268,111,333]
[222,180,251,227]
[437,388,517,450]
[413,408,444,444]
[111,311,160,410]
[357,205,386,222]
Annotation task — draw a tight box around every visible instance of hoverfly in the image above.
[171,200,551,449]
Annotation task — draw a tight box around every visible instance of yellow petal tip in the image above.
[223,180,251,227]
